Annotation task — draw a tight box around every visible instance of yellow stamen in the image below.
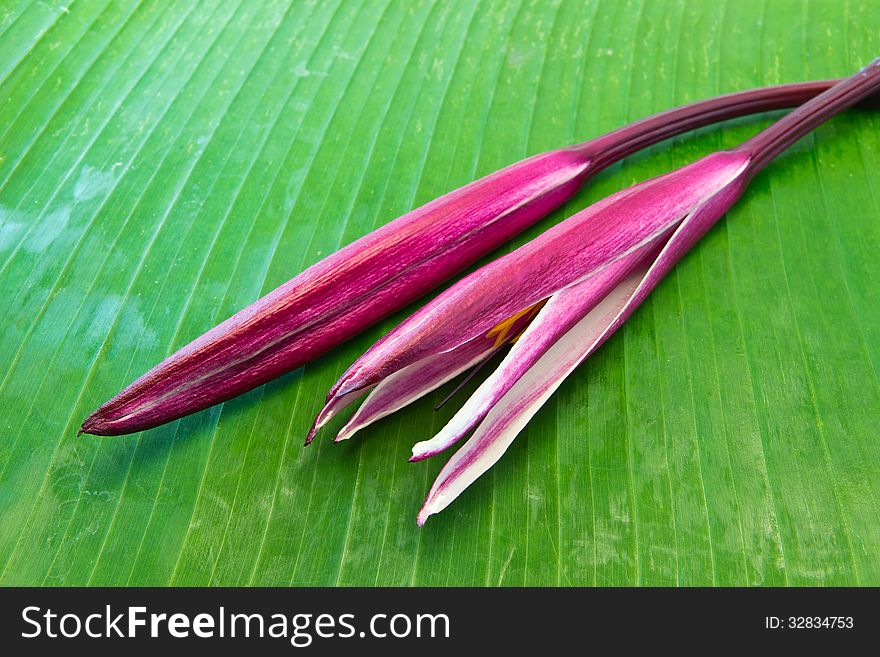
[486,301,545,348]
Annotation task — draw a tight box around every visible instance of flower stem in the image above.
[570,80,840,171]
[740,58,880,175]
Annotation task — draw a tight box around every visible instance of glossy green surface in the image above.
[1,0,879,585]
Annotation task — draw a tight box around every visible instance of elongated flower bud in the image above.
[82,80,852,436]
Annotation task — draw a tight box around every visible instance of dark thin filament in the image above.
[434,346,505,411]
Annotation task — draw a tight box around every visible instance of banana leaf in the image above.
[1,0,879,586]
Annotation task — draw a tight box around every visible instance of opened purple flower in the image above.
[310,60,880,525]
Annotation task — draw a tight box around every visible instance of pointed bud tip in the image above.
[79,413,108,437]
[304,413,323,445]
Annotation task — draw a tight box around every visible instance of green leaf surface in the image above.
[1,0,879,586]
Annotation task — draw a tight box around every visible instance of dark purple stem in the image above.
[739,58,880,175]
[570,80,840,171]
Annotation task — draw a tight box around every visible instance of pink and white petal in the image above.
[334,334,495,443]
[409,236,666,462]
[416,266,649,525]
[314,291,543,444]
[416,177,748,525]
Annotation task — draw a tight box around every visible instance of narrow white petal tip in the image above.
[333,423,357,443]
[416,506,432,527]
[410,442,445,462]
[416,492,447,525]
[410,429,462,462]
